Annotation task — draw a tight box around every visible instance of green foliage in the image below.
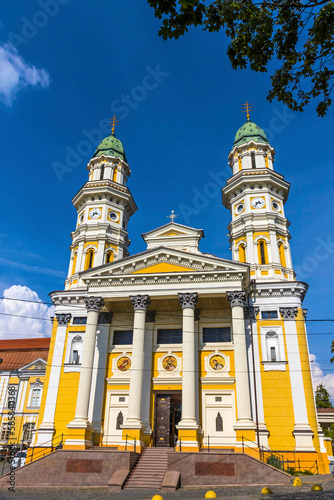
[148,1,334,116]
[323,423,334,440]
[266,453,283,470]
[301,469,314,475]
[286,466,298,476]
[331,340,334,363]
[315,384,333,408]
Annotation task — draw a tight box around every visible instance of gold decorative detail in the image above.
[110,114,119,134]
[162,355,177,371]
[117,356,131,372]
[241,101,254,120]
[209,355,225,371]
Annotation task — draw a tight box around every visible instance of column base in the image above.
[293,424,315,451]
[65,419,94,449]
[35,422,55,446]
[176,420,201,451]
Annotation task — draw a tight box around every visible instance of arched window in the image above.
[266,332,279,362]
[258,240,267,265]
[105,251,114,264]
[116,411,123,430]
[216,412,223,432]
[71,335,83,364]
[85,249,94,270]
[251,152,256,169]
[278,242,287,268]
[238,244,246,263]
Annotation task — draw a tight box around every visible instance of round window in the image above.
[272,201,280,211]
[108,211,118,221]
[236,203,244,214]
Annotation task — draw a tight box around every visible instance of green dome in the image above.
[93,133,127,161]
[234,119,269,146]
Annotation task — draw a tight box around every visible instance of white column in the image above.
[280,307,314,451]
[269,230,280,264]
[37,314,71,444]
[124,294,151,428]
[227,292,255,429]
[140,311,155,433]
[194,310,200,423]
[89,312,113,431]
[96,239,105,266]
[246,231,255,263]
[71,297,104,424]
[76,241,85,273]
[177,293,200,429]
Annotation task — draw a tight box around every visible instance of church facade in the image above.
[34,115,330,472]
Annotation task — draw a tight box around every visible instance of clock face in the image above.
[89,208,102,219]
[251,197,265,209]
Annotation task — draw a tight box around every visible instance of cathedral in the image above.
[34,112,330,473]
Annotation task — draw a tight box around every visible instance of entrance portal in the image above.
[154,392,182,447]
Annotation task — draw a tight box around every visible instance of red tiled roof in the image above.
[317,408,334,413]
[0,338,50,371]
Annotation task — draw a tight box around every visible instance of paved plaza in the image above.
[0,476,333,500]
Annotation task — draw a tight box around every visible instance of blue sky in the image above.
[1,1,334,393]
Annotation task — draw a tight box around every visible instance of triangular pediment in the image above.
[19,358,47,372]
[80,246,249,283]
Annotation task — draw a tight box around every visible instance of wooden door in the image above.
[155,395,171,447]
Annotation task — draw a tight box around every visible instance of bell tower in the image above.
[222,104,294,282]
[65,117,137,289]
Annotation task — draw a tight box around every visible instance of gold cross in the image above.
[241,101,254,120]
[109,114,119,134]
[166,210,178,223]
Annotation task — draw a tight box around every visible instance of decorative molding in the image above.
[55,313,71,326]
[84,296,105,313]
[279,307,298,320]
[85,273,244,287]
[226,291,246,308]
[146,310,156,323]
[130,294,151,311]
[302,309,308,320]
[178,292,198,310]
[262,361,287,372]
[98,312,113,324]
[244,306,260,320]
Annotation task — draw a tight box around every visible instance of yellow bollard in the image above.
[151,496,163,500]
[261,487,273,494]
[293,477,302,487]
[311,484,323,491]
[205,491,217,498]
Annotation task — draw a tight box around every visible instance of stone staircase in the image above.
[124,447,169,489]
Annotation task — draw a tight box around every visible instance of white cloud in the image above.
[0,42,50,106]
[0,285,54,339]
[310,353,334,401]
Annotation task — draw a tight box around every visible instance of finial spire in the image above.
[241,101,254,121]
[109,114,119,134]
[167,210,179,223]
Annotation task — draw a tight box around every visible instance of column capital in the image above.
[98,311,113,324]
[227,291,246,308]
[146,310,156,323]
[84,296,105,313]
[55,313,71,326]
[244,306,259,320]
[280,307,298,320]
[178,292,198,310]
[303,308,308,320]
[130,294,151,311]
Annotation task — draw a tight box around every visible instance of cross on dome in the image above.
[166,210,179,223]
[109,114,119,134]
[241,101,254,121]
